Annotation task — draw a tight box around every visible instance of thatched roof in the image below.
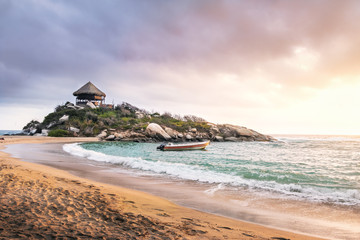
[73,82,106,97]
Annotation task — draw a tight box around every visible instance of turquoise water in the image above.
[63,135,360,206]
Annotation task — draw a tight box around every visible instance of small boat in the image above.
[157,141,210,151]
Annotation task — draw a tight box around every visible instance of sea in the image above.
[63,135,360,207]
[4,134,359,239]
[0,130,22,135]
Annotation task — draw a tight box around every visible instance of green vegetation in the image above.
[26,102,209,137]
[48,129,71,137]
[22,120,40,130]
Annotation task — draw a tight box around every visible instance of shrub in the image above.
[99,111,116,118]
[23,120,40,130]
[48,129,71,137]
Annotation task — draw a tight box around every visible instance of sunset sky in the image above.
[1,0,360,135]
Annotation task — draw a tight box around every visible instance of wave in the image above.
[63,143,360,206]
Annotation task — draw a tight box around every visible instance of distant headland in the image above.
[23,82,275,142]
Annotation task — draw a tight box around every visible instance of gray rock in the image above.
[69,127,80,133]
[46,121,57,129]
[30,128,37,135]
[97,130,107,139]
[135,111,145,119]
[41,129,49,136]
[224,137,238,142]
[68,105,77,110]
[66,102,75,107]
[234,127,253,137]
[114,132,124,139]
[185,134,193,140]
[59,115,69,123]
[66,103,77,110]
[84,126,94,136]
[190,128,197,133]
[214,136,224,141]
[86,101,96,109]
[164,127,178,139]
[177,133,184,138]
[105,135,116,141]
[217,124,255,138]
[145,123,171,141]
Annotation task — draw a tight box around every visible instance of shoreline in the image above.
[0,136,325,239]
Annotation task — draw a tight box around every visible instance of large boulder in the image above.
[97,130,107,139]
[224,137,238,142]
[59,115,69,123]
[233,126,253,137]
[190,128,197,133]
[86,101,96,109]
[185,134,193,140]
[145,123,171,141]
[214,135,224,141]
[218,124,254,138]
[69,127,80,133]
[41,129,49,136]
[105,135,116,141]
[164,127,178,139]
[135,111,145,119]
[114,132,124,140]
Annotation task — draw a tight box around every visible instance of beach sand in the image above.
[0,136,324,239]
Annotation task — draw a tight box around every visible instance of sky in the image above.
[1,0,360,135]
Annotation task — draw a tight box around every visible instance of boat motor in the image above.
[156,143,166,151]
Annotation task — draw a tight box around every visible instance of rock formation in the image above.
[23,101,275,142]
[145,123,171,141]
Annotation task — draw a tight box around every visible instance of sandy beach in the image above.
[0,136,324,239]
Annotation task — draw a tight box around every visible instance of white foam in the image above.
[63,143,360,206]
[204,183,225,196]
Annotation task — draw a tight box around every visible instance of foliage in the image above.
[48,129,71,137]
[99,111,116,119]
[22,120,40,130]
[24,102,210,137]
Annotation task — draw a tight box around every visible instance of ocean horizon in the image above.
[0,130,23,136]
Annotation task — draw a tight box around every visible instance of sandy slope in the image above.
[0,136,324,239]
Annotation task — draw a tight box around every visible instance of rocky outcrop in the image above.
[214,136,223,141]
[24,101,275,142]
[94,122,275,143]
[97,130,107,139]
[164,127,178,139]
[105,135,116,141]
[145,123,171,141]
[216,124,274,142]
[59,115,69,123]
[22,120,41,135]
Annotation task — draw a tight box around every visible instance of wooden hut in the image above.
[73,82,106,107]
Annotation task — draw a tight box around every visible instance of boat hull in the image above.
[162,141,210,151]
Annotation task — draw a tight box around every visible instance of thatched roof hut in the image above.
[73,81,106,97]
[73,82,106,106]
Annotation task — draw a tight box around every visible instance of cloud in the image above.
[1,0,360,131]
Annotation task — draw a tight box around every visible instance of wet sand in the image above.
[0,136,326,239]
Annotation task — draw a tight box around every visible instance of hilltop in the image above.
[23,102,275,142]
